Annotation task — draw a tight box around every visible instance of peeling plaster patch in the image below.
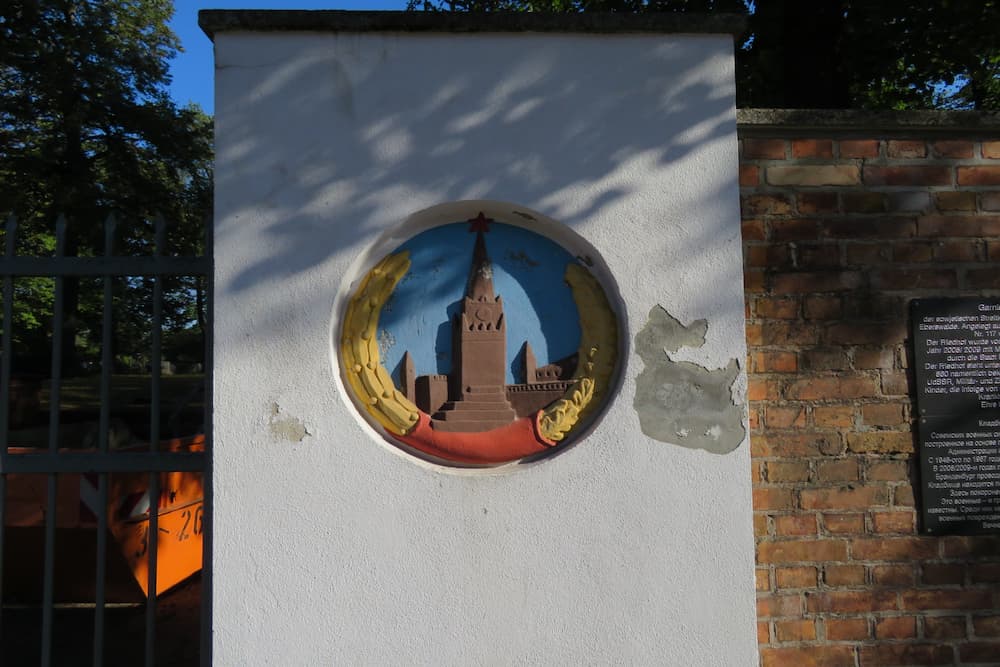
[633,306,746,454]
[268,402,310,443]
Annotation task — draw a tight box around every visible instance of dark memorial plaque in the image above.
[912,298,1000,534]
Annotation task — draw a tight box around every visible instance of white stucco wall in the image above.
[212,28,756,665]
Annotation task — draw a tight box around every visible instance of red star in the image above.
[468,212,493,233]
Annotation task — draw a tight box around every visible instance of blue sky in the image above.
[168,1,408,113]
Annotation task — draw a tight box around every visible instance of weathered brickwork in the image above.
[740,114,1000,666]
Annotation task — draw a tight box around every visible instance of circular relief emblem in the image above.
[337,204,620,466]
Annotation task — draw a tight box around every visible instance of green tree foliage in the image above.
[0,0,212,375]
[409,0,1000,110]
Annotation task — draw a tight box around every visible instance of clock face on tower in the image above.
[338,207,620,467]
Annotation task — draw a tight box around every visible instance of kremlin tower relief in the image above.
[398,214,577,433]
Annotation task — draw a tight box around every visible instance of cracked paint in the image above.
[633,305,745,454]
[268,402,311,443]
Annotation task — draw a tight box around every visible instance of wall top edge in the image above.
[197,10,747,40]
[738,108,1000,136]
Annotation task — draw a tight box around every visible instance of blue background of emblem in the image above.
[379,222,582,385]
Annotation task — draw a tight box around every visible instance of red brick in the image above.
[941,535,1000,558]
[921,563,965,586]
[813,406,854,428]
[824,617,869,641]
[872,564,916,587]
[775,618,818,642]
[957,166,1000,185]
[786,376,878,400]
[767,165,860,186]
[754,513,769,537]
[774,514,818,537]
[984,192,1000,212]
[839,139,879,158]
[766,460,810,483]
[742,219,766,240]
[854,348,897,371]
[853,536,934,560]
[755,297,800,319]
[757,592,803,617]
[761,321,820,346]
[846,431,914,454]
[807,590,897,614]
[846,243,892,265]
[985,141,1000,158]
[775,566,818,589]
[761,646,855,667]
[748,379,780,402]
[924,615,966,640]
[803,296,842,319]
[932,140,974,158]
[870,510,916,534]
[900,588,993,611]
[892,241,934,263]
[792,139,834,158]
[876,269,957,289]
[826,322,905,345]
[842,192,886,213]
[740,164,760,186]
[864,165,951,186]
[861,403,905,426]
[802,348,851,371]
[973,615,1000,637]
[756,568,771,591]
[887,140,927,158]
[867,461,910,482]
[881,370,911,395]
[967,268,1000,289]
[771,218,819,241]
[934,239,982,261]
[798,192,839,214]
[823,513,865,535]
[754,351,798,373]
[798,243,841,269]
[743,138,786,159]
[744,269,765,292]
[758,539,848,564]
[743,194,794,216]
[801,486,888,510]
[757,621,770,644]
[753,432,842,458]
[754,487,797,510]
[745,322,763,346]
[815,459,859,483]
[935,191,977,211]
[893,485,915,507]
[823,217,916,239]
[875,615,917,639]
[858,644,954,666]
[971,562,1000,583]
[959,643,1000,663]
[765,405,806,429]
[771,271,864,294]
[917,214,1000,237]
[745,244,770,267]
[825,564,865,587]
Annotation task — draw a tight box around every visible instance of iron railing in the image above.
[0,213,212,666]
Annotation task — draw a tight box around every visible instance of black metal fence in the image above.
[1,213,212,666]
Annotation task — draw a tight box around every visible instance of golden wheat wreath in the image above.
[340,248,617,460]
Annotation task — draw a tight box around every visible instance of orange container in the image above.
[4,435,205,603]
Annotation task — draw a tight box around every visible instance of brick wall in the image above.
[739,110,1000,666]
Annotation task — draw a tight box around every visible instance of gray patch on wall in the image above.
[269,402,311,443]
[633,305,746,454]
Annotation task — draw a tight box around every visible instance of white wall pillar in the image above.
[204,11,756,665]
